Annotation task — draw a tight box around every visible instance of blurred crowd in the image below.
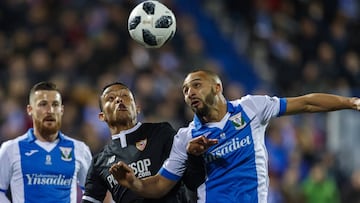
[0,0,360,202]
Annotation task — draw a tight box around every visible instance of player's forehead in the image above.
[183,71,209,86]
[33,90,61,102]
[102,84,132,96]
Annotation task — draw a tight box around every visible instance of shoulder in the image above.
[1,134,28,149]
[141,122,177,137]
[60,134,92,156]
[142,122,174,130]
[174,123,194,141]
[231,94,280,109]
[61,134,89,147]
[0,134,27,160]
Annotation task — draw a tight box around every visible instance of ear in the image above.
[26,105,32,116]
[61,105,64,115]
[215,83,222,94]
[136,105,141,114]
[98,112,106,121]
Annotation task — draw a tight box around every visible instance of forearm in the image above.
[130,174,176,198]
[286,93,359,114]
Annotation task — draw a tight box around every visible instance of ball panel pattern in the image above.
[129,16,141,30]
[142,29,157,46]
[155,16,173,28]
[142,2,155,15]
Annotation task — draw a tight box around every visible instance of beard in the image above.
[107,111,135,127]
[34,119,61,137]
[193,89,216,118]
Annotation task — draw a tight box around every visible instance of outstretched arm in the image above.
[109,161,177,198]
[285,93,360,115]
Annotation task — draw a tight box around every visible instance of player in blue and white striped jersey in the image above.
[109,70,360,203]
[0,81,92,203]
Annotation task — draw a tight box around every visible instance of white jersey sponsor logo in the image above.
[25,174,72,186]
[205,135,251,163]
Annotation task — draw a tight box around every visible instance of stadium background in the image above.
[1,0,360,202]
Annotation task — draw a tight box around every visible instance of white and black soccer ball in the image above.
[128,0,176,48]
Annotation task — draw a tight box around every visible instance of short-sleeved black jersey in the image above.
[82,122,194,203]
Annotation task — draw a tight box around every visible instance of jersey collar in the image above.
[112,122,142,140]
[193,101,234,130]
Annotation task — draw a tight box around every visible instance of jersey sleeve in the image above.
[0,141,13,194]
[239,95,287,124]
[159,127,190,181]
[82,155,108,203]
[158,122,177,160]
[75,141,92,189]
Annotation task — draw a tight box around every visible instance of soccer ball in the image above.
[128,0,176,48]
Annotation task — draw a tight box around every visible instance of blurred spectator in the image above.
[301,163,340,203]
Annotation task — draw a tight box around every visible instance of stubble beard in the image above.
[194,90,216,119]
[35,119,61,138]
[108,112,134,128]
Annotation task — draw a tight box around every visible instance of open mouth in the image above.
[44,117,56,122]
[117,103,127,111]
[191,99,201,107]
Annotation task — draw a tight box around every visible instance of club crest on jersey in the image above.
[229,112,246,130]
[59,147,73,161]
[136,139,147,151]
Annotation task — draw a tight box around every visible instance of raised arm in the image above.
[285,93,360,115]
[109,161,177,198]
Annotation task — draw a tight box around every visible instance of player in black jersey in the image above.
[82,82,203,203]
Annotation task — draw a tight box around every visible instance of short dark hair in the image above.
[29,81,61,102]
[99,82,129,111]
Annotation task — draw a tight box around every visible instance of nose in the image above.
[115,96,123,103]
[187,87,196,98]
[46,105,55,113]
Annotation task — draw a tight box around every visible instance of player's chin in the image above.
[40,126,59,135]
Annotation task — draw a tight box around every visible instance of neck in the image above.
[33,130,58,142]
[201,97,227,123]
[110,121,138,135]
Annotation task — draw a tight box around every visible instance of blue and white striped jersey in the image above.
[159,95,287,203]
[0,128,92,203]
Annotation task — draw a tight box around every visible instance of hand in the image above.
[109,161,137,188]
[353,98,360,110]
[186,136,218,156]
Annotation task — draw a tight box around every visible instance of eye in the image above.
[121,93,130,98]
[38,101,47,107]
[183,87,189,95]
[107,96,115,102]
[193,82,201,88]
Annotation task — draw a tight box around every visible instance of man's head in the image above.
[182,69,224,119]
[98,82,139,131]
[27,81,64,140]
